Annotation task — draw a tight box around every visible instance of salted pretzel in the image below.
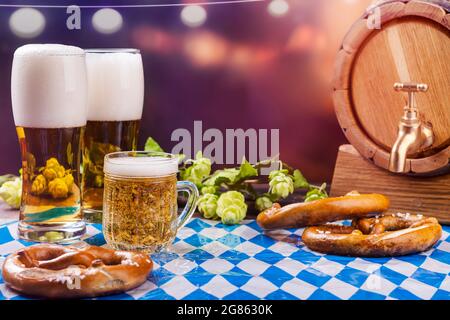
[257,192,389,230]
[302,213,442,257]
[2,244,153,299]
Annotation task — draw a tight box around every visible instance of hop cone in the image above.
[255,196,273,211]
[216,191,247,225]
[197,193,219,220]
[201,186,217,195]
[182,152,211,187]
[0,178,22,209]
[269,170,294,199]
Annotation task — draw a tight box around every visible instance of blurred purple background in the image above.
[0,0,373,182]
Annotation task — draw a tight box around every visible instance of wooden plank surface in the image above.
[351,17,450,152]
[331,145,450,224]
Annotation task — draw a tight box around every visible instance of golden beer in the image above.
[17,127,84,231]
[82,49,144,222]
[81,119,140,219]
[103,174,177,251]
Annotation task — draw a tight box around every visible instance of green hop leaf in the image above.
[0,177,22,209]
[293,169,309,189]
[144,137,164,152]
[0,174,18,187]
[203,158,257,187]
[203,168,239,186]
[304,183,328,203]
[197,193,219,220]
[269,170,294,199]
[238,158,258,180]
[255,196,273,211]
[216,191,247,225]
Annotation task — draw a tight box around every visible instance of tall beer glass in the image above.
[82,49,144,222]
[11,44,87,242]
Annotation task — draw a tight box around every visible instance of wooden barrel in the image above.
[332,0,449,174]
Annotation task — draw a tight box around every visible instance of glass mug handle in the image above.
[176,181,199,230]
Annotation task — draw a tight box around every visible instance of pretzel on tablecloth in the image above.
[257,192,390,230]
[2,244,153,298]
[302,213,442,257]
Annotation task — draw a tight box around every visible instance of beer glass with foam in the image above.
[103,151,199,253]
[82,49,144,222]
[11,44,87,242]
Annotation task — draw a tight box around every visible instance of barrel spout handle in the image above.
[388,82,434,173]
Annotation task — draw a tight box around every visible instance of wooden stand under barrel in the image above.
[331,145,450,224]
[330,0,450,224]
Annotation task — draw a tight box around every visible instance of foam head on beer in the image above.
[86,49,144,121]
[104,155,179,178]
[11,44,87,128]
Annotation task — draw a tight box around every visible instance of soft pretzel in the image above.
[2,244,153,299]
[302,213,442,257]
[256,192,389,230]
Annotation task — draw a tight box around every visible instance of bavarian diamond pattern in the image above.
[0,218,449,300]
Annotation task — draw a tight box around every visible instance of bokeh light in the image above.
[132,26,176,54]
[184,31,227,67]
[267,0,289,17]
[286,25,327,53]
[9,8,45,38]
[92,8,123,34]
[180,5,207,28]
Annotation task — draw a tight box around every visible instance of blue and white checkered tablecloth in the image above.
[0,218,449,300]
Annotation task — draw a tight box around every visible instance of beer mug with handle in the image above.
[103,151,199,253]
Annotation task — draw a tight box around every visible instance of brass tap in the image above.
[388,82,434,173]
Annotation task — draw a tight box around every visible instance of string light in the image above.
[180,5,207,28]
[9,8,45,38]
[0,0,265,8]
[267,0,289,17]
[92,8,123,34]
